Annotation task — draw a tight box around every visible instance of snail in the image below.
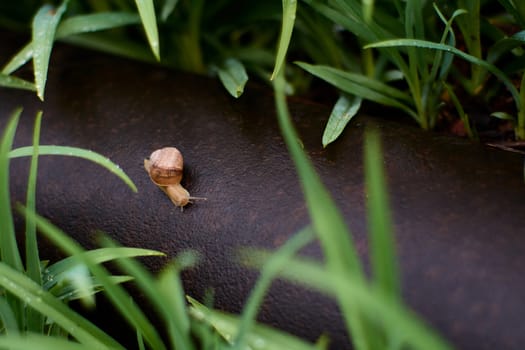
[144,147,205,209]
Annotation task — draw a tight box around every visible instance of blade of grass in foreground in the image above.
[9,145,137,192]
[0,108,24,272]
[19,208,167,350]
[188,297,321,350]
[0,261,123,349]
[25,111,44,333]
[32,1,69,100]
[0,73,36,91]
[273,72,372,349]
[99,236,195,350]
[243,254,453,350]
[233,226,316,349]
[0,333,99,350]
[364,130,400,301]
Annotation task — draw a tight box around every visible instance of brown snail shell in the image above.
[144,147,205,209]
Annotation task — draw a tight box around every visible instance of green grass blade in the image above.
[233,226,315,349]
[157,253,198,350]
[443,83,475,139]
[273,73,371,350]
[99,237,197,350]
[44,247,164,290]
[0,296,19,335]
[134,0,160,60]
[19,208,167,350]
[249,255,453,350]
[271,0,297,80]
[296,62,418,120]
[364,131,400,301]
[0,108,24,272]
[216,58,249,98]
[32,1,69,101]
[56,12,141,39]
[364,39,521,109]
[322,95,362,147]
[25,111,44,333]
[0,73,36,91]
[9,145,137,192]
[0,261,123,349]
[161,0,180,21]
[2,43,33,75]
[188,297,320,350]
[0,333,96,350]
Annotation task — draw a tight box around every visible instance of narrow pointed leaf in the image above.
[9,145,137,192]
[0,73,36,91]
[322,95,362,147]
[56,12,141,38]
[134,0,160,60]
[32,1,69,100]
[271,0,297,80]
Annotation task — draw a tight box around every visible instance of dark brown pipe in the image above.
[3,36,525,349]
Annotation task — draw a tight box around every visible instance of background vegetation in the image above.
[1,0,523,348]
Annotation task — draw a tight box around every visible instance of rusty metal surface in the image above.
[2,37,525,349]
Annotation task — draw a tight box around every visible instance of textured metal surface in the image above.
[2,37,525,349]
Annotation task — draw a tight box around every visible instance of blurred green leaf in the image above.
[0,333,97,350]
[271,0,297,80]
[273,72,372,350]
[56,12,141,38]
[322,95,362,147]
[0,108,24,272]
[134,0,160,60]
[297,62,417,119]
[9,145,137,192]
[19,208,166,350]
[0,261,122,348]
[188,297,321,350]
[161,0,180,21]
[243,254,453,350]
[234,226,315,349]
[2,43,33,75]
[32,1,69,100]
[0,73,36,91]
[490,111,515,121]
[216,58,249,98]
[364,130,400,301]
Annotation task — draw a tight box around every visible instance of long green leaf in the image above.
[0,73,36,91]
[0,108,24,272]
[134,0,160,60]
[271,0,297,80]
[56,12,141,38]
[2,43,33,75]
[9,145,137,192]
[364,39,521,108]
[243,254,453,350]
[322,95,362,147]
[32,1,69,101]
[216,58,249,98]
[0,262,123,349]
[296,62,417,120]
[44,247,163,290]
[25,111,44,333]
[273,73,370,350]
[0,333,101,350]
[19,208,167,350]
[364,131,400,301]
[188,297,321,350]
[98,236,194,350]
[233,226,315,349]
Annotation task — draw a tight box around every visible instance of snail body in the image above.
[144,147,204,208]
